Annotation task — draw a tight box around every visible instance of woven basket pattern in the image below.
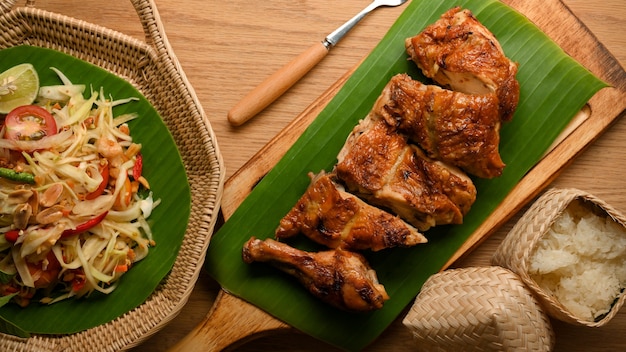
[492,188,626,327]
[0,0,225,351]
[403,266,554,352]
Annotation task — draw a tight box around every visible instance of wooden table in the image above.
[29,0,626,350]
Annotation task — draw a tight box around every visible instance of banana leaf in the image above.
[0,46,190,336]
[206,0,607,350]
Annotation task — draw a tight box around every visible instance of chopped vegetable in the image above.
[60,211,108,238]
[132,153,143,180]
[4,230,19,243]
[85,160,109,200]
[0,167,35,184]
[3,105,57,142]
[0,65,159,307]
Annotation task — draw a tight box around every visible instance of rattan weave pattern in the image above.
[0,0,225,351]
[403,266,554,352]
[492,188,626,327]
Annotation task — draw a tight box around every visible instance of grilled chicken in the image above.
[276,172,427,251]
[242,237,389,312]
[242,7,522,313]
[335,114,476,231]
[405,7,519,121]
[375,73,504,178]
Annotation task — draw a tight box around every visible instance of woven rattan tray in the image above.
[0,0,225,351]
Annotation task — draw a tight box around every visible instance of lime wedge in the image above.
[0,63,40,114]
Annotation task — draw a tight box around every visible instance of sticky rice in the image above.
[528,199,626,321]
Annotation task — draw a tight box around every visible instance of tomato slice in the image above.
[3,105,57,141]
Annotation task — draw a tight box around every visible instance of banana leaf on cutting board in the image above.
[205,0,609,350]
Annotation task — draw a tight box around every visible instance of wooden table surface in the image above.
[27,0,626,350]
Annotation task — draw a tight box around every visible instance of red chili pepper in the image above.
[132,153,143,181]
[4,230,20,243]
[86,161,109,200]
[61,211,108,238]
[2,285,18,294]
[71,269,86,292]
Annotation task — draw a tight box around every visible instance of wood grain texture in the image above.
[178,0,626,350]
[19,0,626,351]
[170,291,290,351]
[227,41,329,126]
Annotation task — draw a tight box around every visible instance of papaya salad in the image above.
[0,65,158,307]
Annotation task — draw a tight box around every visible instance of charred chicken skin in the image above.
[405,6,519,122]
[276,172,427,251]
[336,114,477,231]
[241,7,518,313]
[375,73,504,178]
[242,237,389,312]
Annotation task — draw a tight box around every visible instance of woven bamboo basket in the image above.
[0,0,225,351]
[492,188,626,327]
[402,266,555,352]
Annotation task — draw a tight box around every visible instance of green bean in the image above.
[0,167,35,184]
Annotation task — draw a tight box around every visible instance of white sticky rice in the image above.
[529,199,626,321]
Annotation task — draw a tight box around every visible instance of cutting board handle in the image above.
[169,290,291,351]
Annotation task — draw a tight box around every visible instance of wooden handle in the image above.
[227,41,329,126]
[169,290,291,351]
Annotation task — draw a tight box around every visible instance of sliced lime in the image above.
[0,63,40,114]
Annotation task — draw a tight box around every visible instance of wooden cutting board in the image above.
[170,0,626,350]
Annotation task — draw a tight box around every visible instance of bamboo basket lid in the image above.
[403,266,554,352]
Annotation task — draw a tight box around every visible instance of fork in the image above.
[227,0,409,126]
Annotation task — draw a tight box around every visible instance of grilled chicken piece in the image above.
[405,7,519,121]
[375,74,504,178]
[276,172,427,251]
[335,114,476,231]
[242,237,389,312]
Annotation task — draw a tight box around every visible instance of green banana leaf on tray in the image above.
[0,46,190,337]
[206,0,607,350]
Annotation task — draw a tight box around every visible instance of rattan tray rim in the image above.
[0,0,225,351]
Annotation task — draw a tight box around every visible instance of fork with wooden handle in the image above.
[226,0,408,126]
